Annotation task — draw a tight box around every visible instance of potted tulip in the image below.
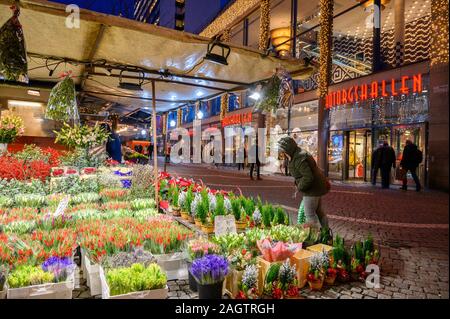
[191,254,229,299]
[333,235,351,283]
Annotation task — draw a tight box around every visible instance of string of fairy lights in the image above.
[318,0,334,99]
[431,0,449,67]
[259,0,271,51]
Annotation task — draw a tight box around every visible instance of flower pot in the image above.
[235,221,247,230]
[194,218,202,227]
[186,262,198,292]
[307,278,324,291]
[201,224,214,234]
[0,143,7,154]
[324,273,337,286]
[180,211,190,220]
[197,281,224,299]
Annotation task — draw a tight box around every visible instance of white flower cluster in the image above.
[252,208,262,226]
[190,193,202,216]
[178,191,186,208]
[224,197,232,213]
[310,250,329,271]
[242,264,258,289]
[208,193,217,212]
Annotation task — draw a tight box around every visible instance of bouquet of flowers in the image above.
[263,259,298,299]
[0,115,24,144]
[256,238,302,262]
[191,254,229,285]
[54,123,109,150]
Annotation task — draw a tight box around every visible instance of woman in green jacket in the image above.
[278,136,330,229]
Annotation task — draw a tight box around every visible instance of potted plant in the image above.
[307,251,327,291]
[190,254,229,299]
[181,188,193,220]
[263,260,298,299]
[350,241,366,281]
[225,248,255,297]
[0,115,24,154]
[236,264,259,299]
[331,235,350,282]
[185,238,219,292]
[169,185,181,216]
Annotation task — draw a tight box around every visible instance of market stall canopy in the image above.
[0,0,313,114]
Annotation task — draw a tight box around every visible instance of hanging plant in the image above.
[254,75,281,114]
[45,72,80,123]
[0,5,28,82]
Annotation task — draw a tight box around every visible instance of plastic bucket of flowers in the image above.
[191,254,229,299]
[186,239,220,293]
[154,252,188,281]
[7,257,75,299]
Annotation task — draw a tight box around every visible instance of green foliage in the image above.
[129,165,154,200]
[59,148,105,168]
[0,13,28,82]
[211,233,246,254]
[0,195,13,208]
[332,234,349,269]
[106,263,167,296]
[0,178,48,197]
[272,206,288,226]
[261,204,273,228]
[14,194,46,208]
[214,194,226,217]
[69,192,100,205]
[130,198,156,211]
[254,75,281,113]
[183,188,194,213]
[265,263,281,285]
[230,198,241,222]
[8,265,54,288]
[13,144,50,162]
[46,75,79,122]
[169,185,179,208]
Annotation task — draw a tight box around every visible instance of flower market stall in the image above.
[0,150,380,299]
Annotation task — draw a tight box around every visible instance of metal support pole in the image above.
[151,80,159,205]
[291,0,298,58]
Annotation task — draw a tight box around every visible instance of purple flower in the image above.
[41,256,75,282]
[190,254,228,285]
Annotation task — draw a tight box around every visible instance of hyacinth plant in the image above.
[236,264,259,299]
[308,250,329,283]
[41,256,76,282]
[190,254,229,285]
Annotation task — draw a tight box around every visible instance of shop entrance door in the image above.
[346,130,370,181]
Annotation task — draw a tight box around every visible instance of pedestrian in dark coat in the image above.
[371,142,383,185]
[379,142,396,189]
[103,123,122,163]
[278,136,330,229]
[400,140,422,191]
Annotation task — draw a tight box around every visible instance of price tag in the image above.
[53,196,70,217]
[214,215,237,237]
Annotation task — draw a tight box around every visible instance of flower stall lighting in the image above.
[141,129,146,135]
[358,0,391,12]
[8,100,43,108]
[27,89,40,97]
[249,92,261,101]
[197,111,204,120]
[170,120,176,127]
[204,39,231,66]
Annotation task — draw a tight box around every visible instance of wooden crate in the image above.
[256,257,284,296]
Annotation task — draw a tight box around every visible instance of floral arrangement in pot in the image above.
[307,251,328,291]
[0,115,24,153]
[185,238,219,292]
[99,188,130,202]
[236,264,259,299]
[350,234,379,281]
[168,185,181,216]
[191,254,229,299]
[332,234,350,282]
[263,259,298,299]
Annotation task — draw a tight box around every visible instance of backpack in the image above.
[416,149,423,165]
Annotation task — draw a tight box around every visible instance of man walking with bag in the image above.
[400,140,422,191]
[278,136,330,229]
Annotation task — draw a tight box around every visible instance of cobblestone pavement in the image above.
[72,160,449,299]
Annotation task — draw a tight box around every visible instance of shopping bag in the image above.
[395,167,406,181]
